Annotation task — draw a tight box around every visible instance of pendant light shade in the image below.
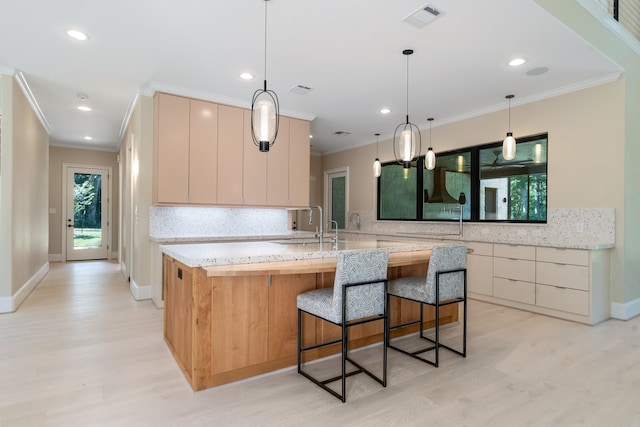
[373,133,381,178]
[425,117,436,171]
[502,94,516,161]
[251,0,280,153]
[393,49,421,169]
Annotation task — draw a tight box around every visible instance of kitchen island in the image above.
[161,238,463,391]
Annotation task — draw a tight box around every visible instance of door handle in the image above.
[67,224,74,228]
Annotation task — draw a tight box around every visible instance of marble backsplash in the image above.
[149,206,289,239]
[348,208,615,249]
[150,206,614,249]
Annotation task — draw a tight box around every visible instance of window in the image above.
[377,133,548,223]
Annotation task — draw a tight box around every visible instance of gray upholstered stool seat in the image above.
[297,288,336,322]
[297,249,389,403]
[386,245,467,367]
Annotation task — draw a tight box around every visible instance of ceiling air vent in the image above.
[402,3,444,29]
[290,85,313,95]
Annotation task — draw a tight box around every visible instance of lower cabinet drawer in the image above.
[494,257,536,282]
[536,262,589,291]
[493,277,535,305]
[536,284,589,316]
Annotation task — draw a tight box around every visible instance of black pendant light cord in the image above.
[263,0,268,91]
[506,94,514,132]
[405,51,410,125]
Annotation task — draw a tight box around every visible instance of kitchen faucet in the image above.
[308,205,323,245]
[329,220,339,244]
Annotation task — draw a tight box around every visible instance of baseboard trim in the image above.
[0,263,49,313]
[129,278,152,301]
[611,298,640,320]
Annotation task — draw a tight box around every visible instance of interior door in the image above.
[66,166,109,261]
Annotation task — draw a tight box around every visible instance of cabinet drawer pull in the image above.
[508,279,517,282]
[555,263,567,266]
[178,268,183,280]
[554,286,567,290]
[508,258,518,261]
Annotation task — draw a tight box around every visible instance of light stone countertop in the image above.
[337,231,614,250]
[149,231,316,243]
[160,238,457,268]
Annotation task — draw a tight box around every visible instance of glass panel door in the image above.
[325,168,348,230]
[66,167,109,261]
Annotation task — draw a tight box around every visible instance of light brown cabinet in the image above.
[288,118,311,207]
[153,93,219,204]
[242,110,267,205]
[154,93,190,204]
[189,100,218,204]
[154,93,310,208]
[266,116,290,206]
[209,275,269,375]
[217,104,244,205]
[163,250,454,391]
[163,256,194,382]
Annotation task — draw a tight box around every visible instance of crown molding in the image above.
[15,71,51,134]
[141,81,317,122]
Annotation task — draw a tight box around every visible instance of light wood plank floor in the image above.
[1,261,639,427]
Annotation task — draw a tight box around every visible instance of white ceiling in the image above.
[0,0,622,154]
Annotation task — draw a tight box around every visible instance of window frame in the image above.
[376,133,548,224]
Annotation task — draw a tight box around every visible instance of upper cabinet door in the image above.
[288,118,310,207]
[189,100,219,205]
[217,105,244,205]
[155,93,190,204]
[242,110,267,206]
[266,116,290,207]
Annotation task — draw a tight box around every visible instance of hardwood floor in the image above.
[1,260,639,426]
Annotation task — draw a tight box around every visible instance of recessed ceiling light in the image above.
[240,72,254,80]
[77,106,92,112]
[309,135,313,139]
[380,108,391,114]
[83,136,93,140]
[508,58,526,67]
[66,29,89,41]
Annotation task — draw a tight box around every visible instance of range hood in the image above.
[427,167,460,204]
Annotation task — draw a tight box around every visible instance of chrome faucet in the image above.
[349,212,360,231]
[308,205,323,245]
[329,219,339,243]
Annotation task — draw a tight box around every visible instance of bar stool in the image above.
[386,245,467,367]
[297,249,389,402]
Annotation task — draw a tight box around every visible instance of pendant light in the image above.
[393,49,421,169]
[425,117,436,170]
[373,133,382,178]
[502,94,516,161]
[251,0,280,153]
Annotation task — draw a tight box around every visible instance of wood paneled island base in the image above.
[163,250,459,391]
